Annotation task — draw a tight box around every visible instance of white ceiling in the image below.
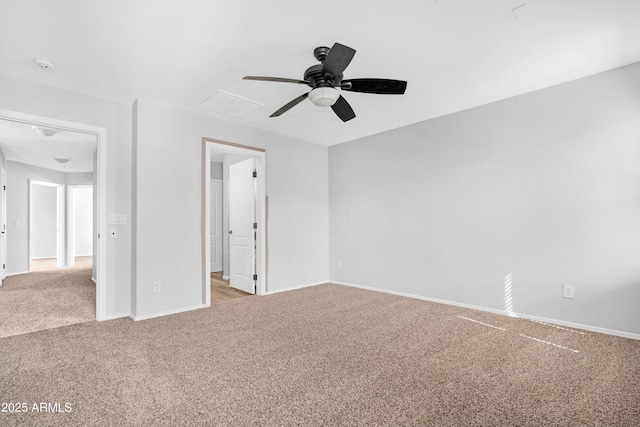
[1,0,639,147]
[0,119,96,173]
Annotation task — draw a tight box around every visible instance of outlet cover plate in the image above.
[562,284,574,299]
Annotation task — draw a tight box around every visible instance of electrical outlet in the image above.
[153,281,161,293]
[337,259,343,268]
[562,284,574,299]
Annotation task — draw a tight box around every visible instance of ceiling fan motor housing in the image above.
[313,46,331,62]
[305,45,346,88]
[304,64,341,88]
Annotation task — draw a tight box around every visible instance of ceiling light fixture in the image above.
[54,156,71,164]
[33,126,58,137]
[308,87,339,107]
[33,58,55,70]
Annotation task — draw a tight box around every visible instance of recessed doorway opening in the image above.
[202,138,267,306]
[0,109,107,321]
[29,180,65,270]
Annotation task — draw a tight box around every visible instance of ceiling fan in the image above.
[243,43,407,122]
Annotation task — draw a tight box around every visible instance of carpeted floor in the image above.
[0,283,638,426]
[0,266,95,338]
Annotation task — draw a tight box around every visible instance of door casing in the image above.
[0,109,107,320]
[202,138,266,305]
[210,179,223,272]
[29,180,64,268]
[67,185,94,267]
[0,163,7,282]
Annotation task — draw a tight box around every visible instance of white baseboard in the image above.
[222,275,229,280]
[512,312,640,341]
[6,271,30,277]
[264,281,327,295]
[91,277,96,284]
[100,312,130,321]
[130,303,208,321]
[332,281,640,341]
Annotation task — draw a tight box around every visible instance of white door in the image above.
[210,180,223,272]
[229,158,256,294]
[0,165,6,281]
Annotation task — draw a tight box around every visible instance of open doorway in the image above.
[29,180,64,271]
[68,185,93,269]
[0,109,107,332]
[202,138,266,306]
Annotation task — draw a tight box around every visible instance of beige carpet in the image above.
[0,267,95,338]
[0,283,638,426]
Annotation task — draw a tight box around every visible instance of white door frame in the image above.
[209,179,223,273]
[0,109,108,321]
[202,138,266,305]
[29,180,64,268]
[0,163,7,282]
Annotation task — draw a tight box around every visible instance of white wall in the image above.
[6,161,65,273]
[67,173,94,186]
[132,99,329,318]
[329,62,640,337]
[30,183,58,259]
[5,162,94,271]
[0,75,132,317]
[72,187,93,256]
[211,161,223,180]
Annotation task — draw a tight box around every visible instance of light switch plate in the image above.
[109,214,127,225]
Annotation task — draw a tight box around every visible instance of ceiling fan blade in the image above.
[323,43,356,77]
[243,76,311,85]
[270,92,309,117]
[331,95,356,122]
[341,79,407,94]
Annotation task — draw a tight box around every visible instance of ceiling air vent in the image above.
[198,89,264,118]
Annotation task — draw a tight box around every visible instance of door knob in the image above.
[228,230,233,235]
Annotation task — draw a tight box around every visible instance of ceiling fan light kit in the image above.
[308,87,339,107]
[243,42,407,122]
